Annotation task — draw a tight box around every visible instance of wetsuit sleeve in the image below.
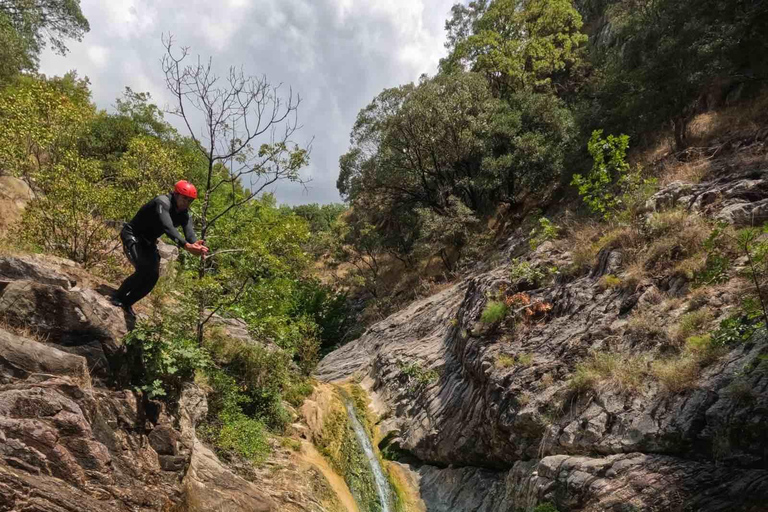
[156,200,188,247]
[182,214,197,244]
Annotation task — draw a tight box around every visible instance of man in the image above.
[112,180,208,315]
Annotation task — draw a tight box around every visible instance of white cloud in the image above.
[39,0,458,205]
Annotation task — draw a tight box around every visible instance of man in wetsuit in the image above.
[112,180,208,315]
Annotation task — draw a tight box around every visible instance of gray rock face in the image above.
[317,173,768,511]
[646,170,768,225]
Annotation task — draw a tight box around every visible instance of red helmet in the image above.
[174,180,197,199]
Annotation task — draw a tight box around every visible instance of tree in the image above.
[588,0,768,149]
[0,0,89,75]
[441,0,587,96]
[161,36,310,343]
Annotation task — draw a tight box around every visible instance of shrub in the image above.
[571,130,631,219]
[517,352,534,365]
[397,360,439,392]
[529,217,560,250]
[496,354,516,368]
[481,300,509,324]
[496,352,534,368]
[509,259,547,287]
[711,315,759,347]
[684,334,724,365]
[124,314,210,399]
[205,334,293,431]
[534,504,559,512]
[216,412,270,463]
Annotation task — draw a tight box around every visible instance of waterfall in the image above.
[344,399,392,512]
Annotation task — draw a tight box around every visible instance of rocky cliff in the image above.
[317,165,768,511]
[0,253,351,512]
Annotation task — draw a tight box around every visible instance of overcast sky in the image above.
[39,0,459,206]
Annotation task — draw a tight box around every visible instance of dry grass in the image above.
[687,88,768,146]
[626,310,669,343]
[641,286,665,306]
[0,315,51,344]
[640,210,710,272]
[569,351,649,394]
[559,221,604,272]
[651,355,700,392]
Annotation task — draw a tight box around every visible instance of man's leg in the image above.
[122,246,160,307]
[114,242,142,303]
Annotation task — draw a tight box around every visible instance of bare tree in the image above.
[161,35,310,342]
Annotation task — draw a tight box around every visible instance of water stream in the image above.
[344,399,392,512]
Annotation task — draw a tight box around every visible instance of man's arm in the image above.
[156,199,187,247]
[182,214,198,244]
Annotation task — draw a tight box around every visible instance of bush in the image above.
[571,130,630,218]
[397,360,439,392]
[216,412,270,463]
[711,315,759,347]
[124,314,210,399]
[509,259,547,287]
[529,217,560,250]
[481,300,509,324]
[534,504,559,512]
[652,355,700,392]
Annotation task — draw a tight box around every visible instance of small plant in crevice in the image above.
[533,502,560,512]
[495,352,534,369]
[397,360,440,392]
[481,300,509,324]
[529,217,560,250]
[598,274,622,290]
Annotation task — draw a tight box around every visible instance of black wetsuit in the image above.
[114,193,197,307]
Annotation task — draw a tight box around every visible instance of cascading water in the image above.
[344,399,393,512]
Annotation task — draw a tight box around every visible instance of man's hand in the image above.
[184,241,209,257]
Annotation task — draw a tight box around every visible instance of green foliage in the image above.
[587,0,768,148]
[529,217,559,250]
[338,71,575,273]
[205,331,293,431]
[480,300,508,324]
[216,412,270,464]
[124,301,210,399]
[442,0,587,95]
[571,130,630,218]
[317,407,382,512]
[533,504,560,512]
[674,310,712,343]
[0,0,89,82]
[199,369,272,464]
[711,315,759,347]
[509,259,547,287]
[289,203,347,234]
[598,274,622,290]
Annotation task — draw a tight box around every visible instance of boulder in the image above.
[177,439,276,512]
[0,278,128,378]
[0,328,89,384]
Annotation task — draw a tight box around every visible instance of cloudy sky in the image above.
[39,0,460,206]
